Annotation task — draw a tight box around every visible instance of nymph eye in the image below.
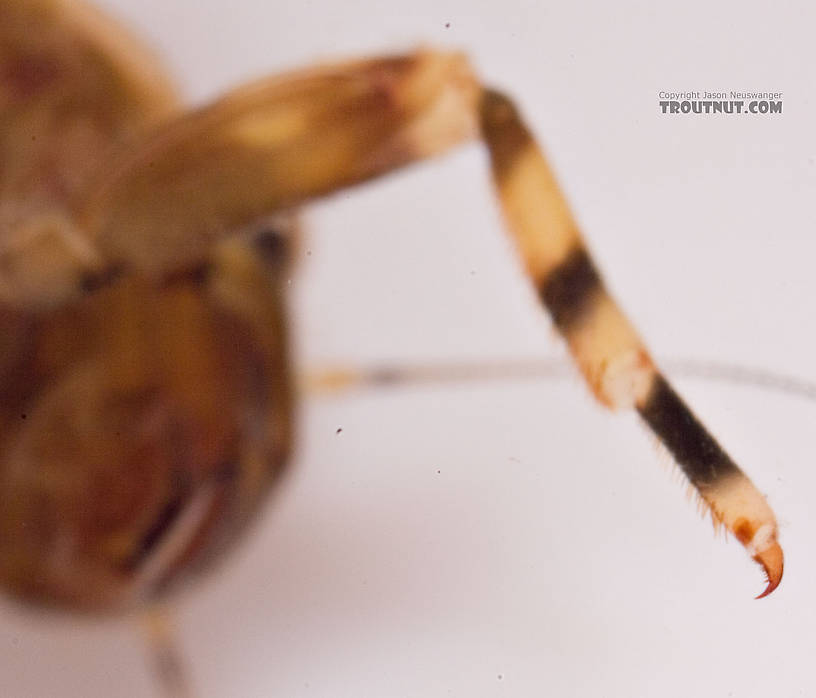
[253,227,290,268]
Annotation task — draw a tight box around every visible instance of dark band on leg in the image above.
[539,247,602,332]
[479,89,533,180]
[637,374,740,487]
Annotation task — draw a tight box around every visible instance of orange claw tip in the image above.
[753,540,784,599]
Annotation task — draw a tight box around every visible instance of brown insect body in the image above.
[0,238,293,610]
[0,0,292,613]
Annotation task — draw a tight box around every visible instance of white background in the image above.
[2,1,815,696]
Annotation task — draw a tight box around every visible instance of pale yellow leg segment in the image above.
[480,90,656,409]
[79,52,480,278]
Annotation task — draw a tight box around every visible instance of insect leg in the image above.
[479,89,782,597]
[78,51,480,279]
[139,605,192,698]
[300,360,567,395]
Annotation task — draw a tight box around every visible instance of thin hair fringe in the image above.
[641,421,730,539]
